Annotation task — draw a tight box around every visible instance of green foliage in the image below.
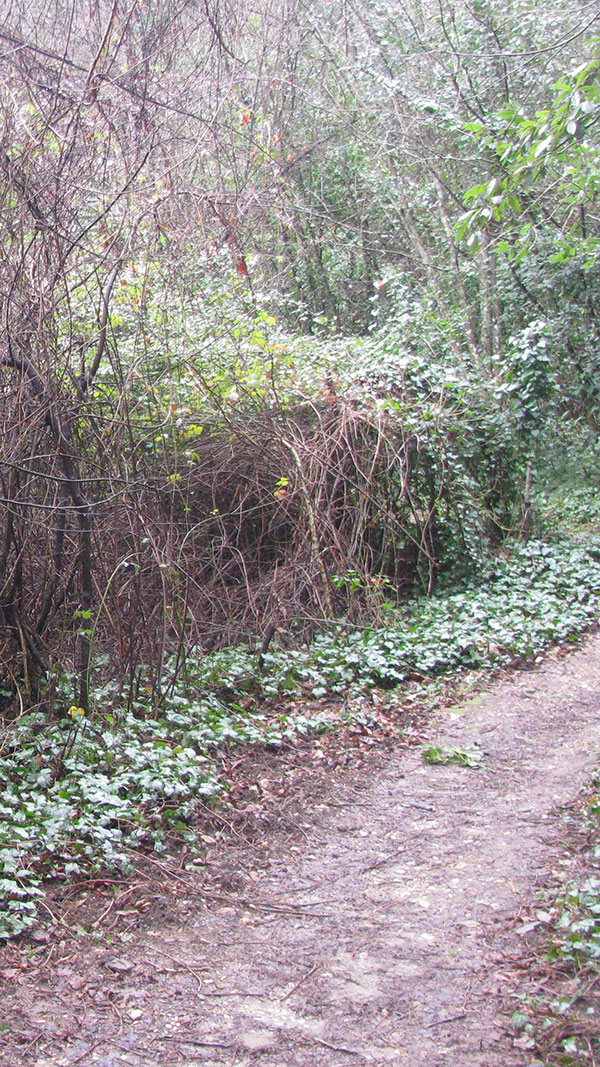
[499,319,555,435]
[457,50,600,263]
[552,877,600,967]
[513,784,600,1064]
[422,744,483,769]
[0,665,326,939]
[456,46,600,431]
[541,485,600,534]
[0,701,223,938]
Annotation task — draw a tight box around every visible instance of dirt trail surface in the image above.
[2,637,600,1067]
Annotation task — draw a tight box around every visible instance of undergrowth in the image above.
[1,534,600,939]
[513,781,600,1065]
[201,537,600,697]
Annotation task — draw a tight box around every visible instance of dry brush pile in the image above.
[0,361,523,715]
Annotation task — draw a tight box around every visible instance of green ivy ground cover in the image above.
[211,538,600,697]
[1,536,599,939]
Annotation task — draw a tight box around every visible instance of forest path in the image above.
[2,636,600,1067]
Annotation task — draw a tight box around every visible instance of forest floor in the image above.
[2,635,600,1067]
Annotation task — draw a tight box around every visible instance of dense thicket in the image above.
[0,0,597,712]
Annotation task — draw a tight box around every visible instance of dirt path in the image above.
[2,636,600,1067]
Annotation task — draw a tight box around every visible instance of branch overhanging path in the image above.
[2,636,600,1065]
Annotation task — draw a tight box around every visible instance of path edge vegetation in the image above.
[1,513,600,942]
[512,775,600,1066]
